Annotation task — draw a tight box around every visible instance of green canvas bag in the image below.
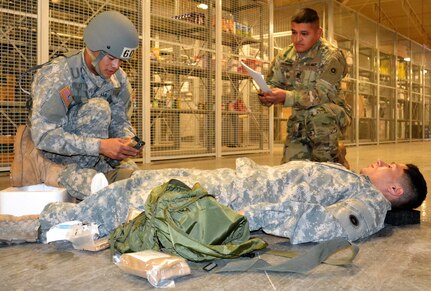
[109,179,268,262]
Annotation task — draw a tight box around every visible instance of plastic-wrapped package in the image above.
[45,221,109,251]
[113,250,191,288]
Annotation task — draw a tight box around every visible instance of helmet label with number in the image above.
[121,48,136,60]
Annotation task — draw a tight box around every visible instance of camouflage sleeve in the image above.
[284,50,347,109]
[242,200,345,243]
[109,69,136,138]
[30,60,100,156]
[266,47,291,89]
[242,193,388,244]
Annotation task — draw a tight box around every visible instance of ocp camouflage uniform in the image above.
[30,50,138,199]
[39,158,390,244]
[267,38,352,167]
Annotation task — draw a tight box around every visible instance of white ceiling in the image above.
[274,0,431,48]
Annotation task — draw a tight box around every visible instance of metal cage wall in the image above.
[0,0,272,169]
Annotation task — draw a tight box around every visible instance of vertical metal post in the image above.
[143,0,152,163]
[326,0,334,44]
[268,0,274,154]
[377,25,381,144]
[37,0,49,64]
[355,13,360,146]
[215,0,222,157]
[395,34,399,143]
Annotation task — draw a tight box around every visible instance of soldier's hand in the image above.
[258,88,286,106]
[99,138,140,160]
[258,93,273,107]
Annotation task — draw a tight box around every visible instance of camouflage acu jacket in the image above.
[40,158,391,244]
[30,50,135,157]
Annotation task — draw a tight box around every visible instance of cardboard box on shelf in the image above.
[280,107,292,119]
[0,136,15,164]
[0,75,16,101]
[0,152,14,164]
[279,120,287,141]
[172,12,205,25]
[151,47,160,62]
[358,95,365,117]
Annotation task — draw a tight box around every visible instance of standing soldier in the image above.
[10,11,142,199]
[259,8,351,168]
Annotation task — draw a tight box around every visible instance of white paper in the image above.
[46,221,106,251]
[240,61,271,93]
[46,220,83,242]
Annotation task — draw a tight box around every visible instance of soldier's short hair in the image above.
[291,8,320,27]
[393,164,428,209]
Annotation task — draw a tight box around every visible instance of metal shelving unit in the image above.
[147,0,271,161]
[0,0,271,168]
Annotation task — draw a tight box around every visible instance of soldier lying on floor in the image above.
[38,157,427,245]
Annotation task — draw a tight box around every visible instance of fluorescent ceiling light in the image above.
[197,3,208,9]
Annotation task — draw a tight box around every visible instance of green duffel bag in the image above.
[109,179,268,262]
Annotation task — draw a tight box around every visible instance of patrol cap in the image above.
[84,11,139,61]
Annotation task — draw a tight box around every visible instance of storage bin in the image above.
[0,184,74,216]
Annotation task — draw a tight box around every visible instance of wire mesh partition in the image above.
[219,0,271,155]
[150,0,216,158]
[0,0,271,168]
[149,0,271,160]
[0,0,142,169]
[0,2,38,170]
[271,6,292,144]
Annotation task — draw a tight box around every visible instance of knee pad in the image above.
[78,98,112,123]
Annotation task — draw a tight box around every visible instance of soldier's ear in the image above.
[386,184,404,198]
[317,27,323,38]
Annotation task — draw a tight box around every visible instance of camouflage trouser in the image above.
[44,98,138,200]
[282,104,351,168]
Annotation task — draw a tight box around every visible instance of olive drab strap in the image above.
[216,238,359,274]
[18,62,49,111]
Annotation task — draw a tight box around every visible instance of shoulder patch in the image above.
[59,86,74,108]
[320,58,346,84]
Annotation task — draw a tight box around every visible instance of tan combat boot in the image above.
[338,142,350,169]
[10,125,64,187]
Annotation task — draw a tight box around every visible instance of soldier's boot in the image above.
[10,125,64,187]
[10,125,26,186]
[338,142,350,169]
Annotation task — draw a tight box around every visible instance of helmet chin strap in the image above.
[86,48,108,78]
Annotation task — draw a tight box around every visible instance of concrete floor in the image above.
[1,142,431,290]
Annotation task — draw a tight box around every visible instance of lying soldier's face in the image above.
[360,160,406,175]
[360,160,407,197]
